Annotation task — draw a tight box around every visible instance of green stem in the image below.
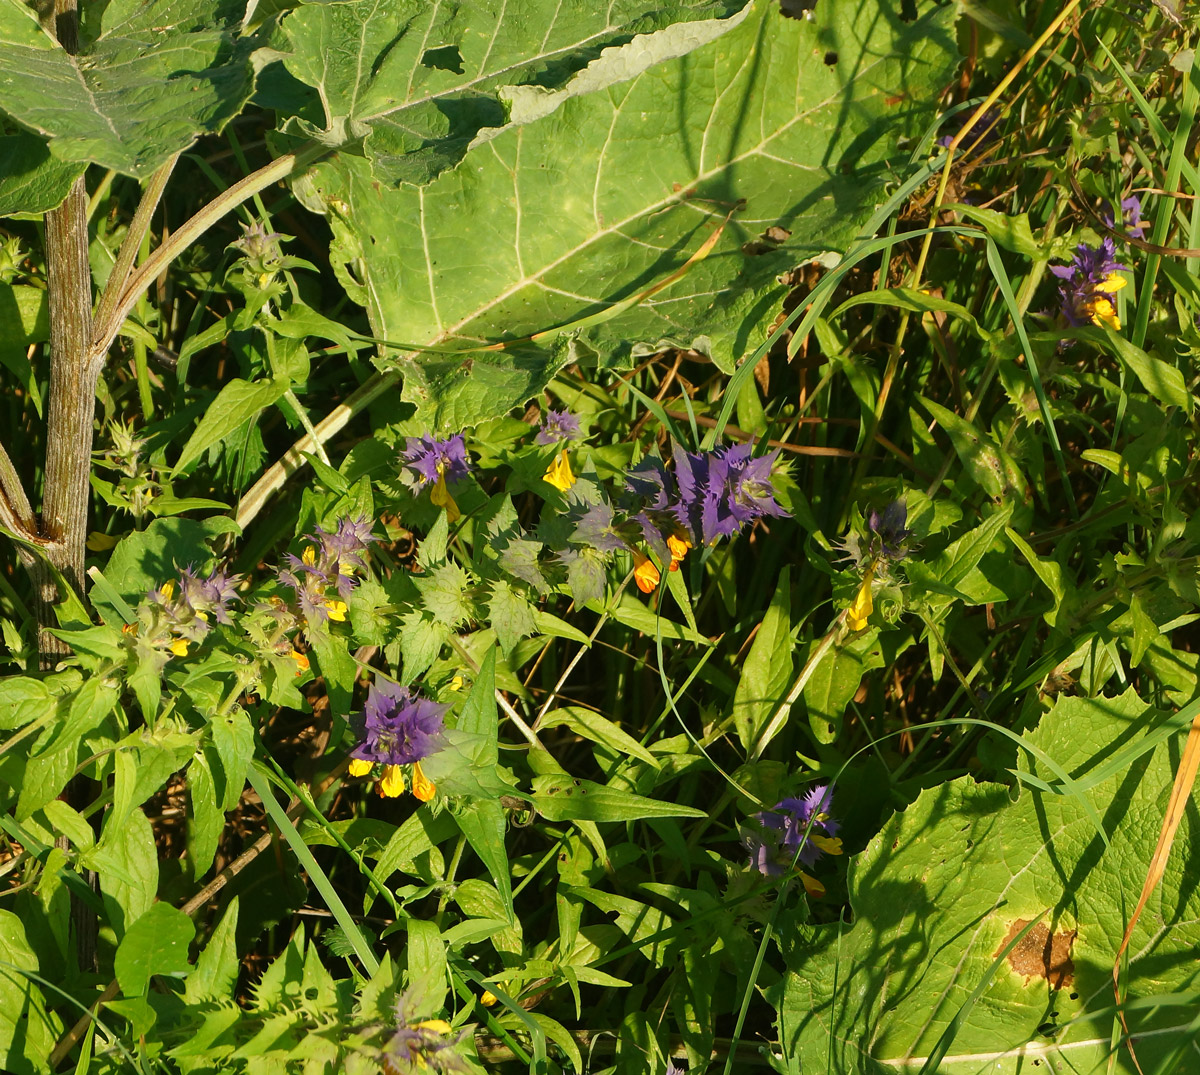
[90,143,328,368]
[435,834,467,929]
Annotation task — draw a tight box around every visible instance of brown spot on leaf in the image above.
[997,920,1076,990]
[742,225,792,256]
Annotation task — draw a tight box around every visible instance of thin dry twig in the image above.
[1111,709,1200,1074]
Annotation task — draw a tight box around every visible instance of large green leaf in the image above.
[0,0,257,177]
[778,689,1200,1073]
[276,0,744,185]
[0,129,83,217]
[291,0,957,428]
[0,910,60,1073]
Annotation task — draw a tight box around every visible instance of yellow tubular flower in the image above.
[666,531,692,569]
[348,758,373,777]
[1087,274,1127,330]
[633,552,661,594]
[543,449,577,492]
[324,599,348,622]
[1087,297,1120,330]
[160,580,176,600]
[846,566,875,631]
[410,760,436,802]
[289,649,310,674]
[378,764,406,798]
[811,834,843,856]
[480,991,498,1007]
[302,545,318,566]
[169,638,189,657]
[430,471,461,522]
[799,872,826,897]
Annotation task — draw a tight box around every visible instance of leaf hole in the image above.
[421,45,464,74]
[778,0,817,17]
[823,51,838,66]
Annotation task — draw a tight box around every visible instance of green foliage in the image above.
[5,0,1200,1072]
[780,691,1200,1073]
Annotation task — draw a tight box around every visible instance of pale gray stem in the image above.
[235,370,399,530]
[41,176,96,582]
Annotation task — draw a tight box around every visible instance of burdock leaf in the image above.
[291,0,957,426]
[0,0,258,177]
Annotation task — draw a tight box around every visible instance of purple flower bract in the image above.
[350,681,449,767]
[1050,238,1128,330]
[746,784,840,876]
[400,434,470,489]
[675,442,789,546]
[536,409,582,445]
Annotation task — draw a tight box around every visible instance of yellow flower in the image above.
[633,551,661,594]
[160,580,176,600]
[348,758,373,777]
[543,449,576,492]
[666,531,691,571]
[288,648,310,674]
[846,566,875,631]
[302,545,318,566]
[1084,274,1127,330]
[324,599,348,622]
[448,675,464,692]
[480,990,498,1007]
[378,764,405,798]
[800,871,826,897]
[410,760,436,802]
[430,472,461,522]
[811,834,843,856]
[169,638,189,657]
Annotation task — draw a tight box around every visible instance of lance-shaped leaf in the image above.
[778,688,1200,1073]
[0,0,258,178]
[291,0,957,428]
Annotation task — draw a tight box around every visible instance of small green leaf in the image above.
[403,918,447,1015]
[0,909,60,1069]
[540,707,659,766]
[531,776,705,822]
[115,903,195,997]
[93,808,158,936]
[453,802,513,920]
[175,377,289,474]
[487,579,538,654]
[41,800,94,852]
[831,288,992,341]
[803,633,883,745]
[307,626,357,722]
[918,396,1027,501]
[209,708,254,813]
[945,205,1041,258]
[732,566,794,754]
[186,753,223,878]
